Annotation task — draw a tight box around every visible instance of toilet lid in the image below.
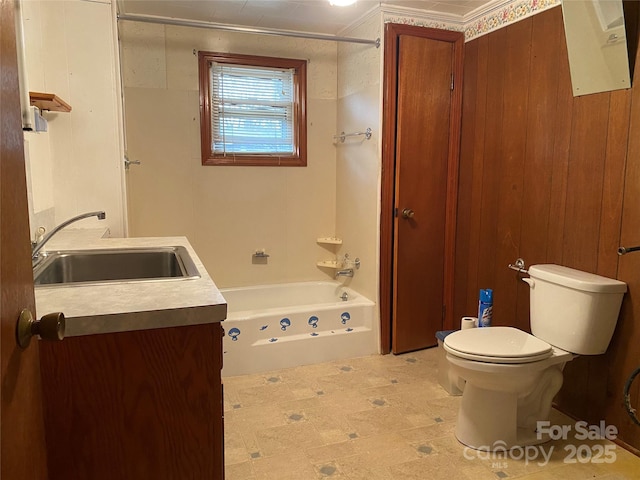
[443,327,553,364]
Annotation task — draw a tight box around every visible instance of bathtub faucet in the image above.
[335,268,354,279]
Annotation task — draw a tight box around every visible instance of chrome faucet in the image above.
[335,268,354,279]
[31,211,106,261]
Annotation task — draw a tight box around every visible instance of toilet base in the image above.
[446,345,571,452]
[455,383,551,450]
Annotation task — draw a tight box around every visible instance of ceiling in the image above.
[117,0,495,35]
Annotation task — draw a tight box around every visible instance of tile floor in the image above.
[223,347,640,479]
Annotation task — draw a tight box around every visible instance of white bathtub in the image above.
[220,281,377,376]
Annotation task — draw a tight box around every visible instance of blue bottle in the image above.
[478,289,493,327]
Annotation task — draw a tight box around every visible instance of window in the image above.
[198,52,307,166]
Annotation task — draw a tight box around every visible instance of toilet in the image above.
[444,264,627,451]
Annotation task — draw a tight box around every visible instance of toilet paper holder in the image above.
[508,258,529,274]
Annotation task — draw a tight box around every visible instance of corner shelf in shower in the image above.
[317,237,342,245]
[29,92,72,112]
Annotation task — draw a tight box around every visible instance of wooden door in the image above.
[381,25,464,354]
[1,0,49,477]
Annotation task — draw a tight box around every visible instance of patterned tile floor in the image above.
[223,347,640,479]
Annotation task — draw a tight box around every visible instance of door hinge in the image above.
[442,305,446,321]
[450,73,454,91]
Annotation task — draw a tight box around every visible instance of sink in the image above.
[34,246,200,286]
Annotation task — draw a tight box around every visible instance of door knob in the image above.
[16,309,65,349]
[401,208,415,219]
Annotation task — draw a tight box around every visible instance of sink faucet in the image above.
[335,268,354,279]
[32,211,106,261]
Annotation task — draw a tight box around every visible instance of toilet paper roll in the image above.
[461,316,477,330]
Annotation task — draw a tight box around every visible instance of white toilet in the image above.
[444,264,627,451]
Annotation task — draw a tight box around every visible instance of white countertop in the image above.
[34,231,227,337]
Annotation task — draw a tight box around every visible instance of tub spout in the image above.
[335,268,354,279]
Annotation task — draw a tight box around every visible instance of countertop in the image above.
[34,230,227,337]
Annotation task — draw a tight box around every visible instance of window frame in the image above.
[198,51,307,167]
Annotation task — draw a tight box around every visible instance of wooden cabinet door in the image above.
[39,323,224,480]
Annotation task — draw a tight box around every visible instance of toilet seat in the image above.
[444,326,553,364]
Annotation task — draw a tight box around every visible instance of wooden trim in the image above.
[379,23,399,354]
[202,154,306,166]
[443,30,464,331]
[380,23,464,352]
[197,51,307,167]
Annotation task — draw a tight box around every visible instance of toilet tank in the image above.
[525,265,627,355]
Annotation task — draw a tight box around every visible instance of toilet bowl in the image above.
[444,327,574,449]
[445,265,626,451]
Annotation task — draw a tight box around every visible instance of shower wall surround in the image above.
[121,22,338,288]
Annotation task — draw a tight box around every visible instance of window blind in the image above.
[211,62,295,155]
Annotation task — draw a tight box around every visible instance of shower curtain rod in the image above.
[117,13,380,47]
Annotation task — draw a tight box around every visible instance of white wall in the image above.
[22,0,126,238]
[336,13,382,305]
[120,22,340,288]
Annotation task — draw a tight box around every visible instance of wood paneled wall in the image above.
[455,5,640,452]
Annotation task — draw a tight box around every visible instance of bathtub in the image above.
[220,281,377,376]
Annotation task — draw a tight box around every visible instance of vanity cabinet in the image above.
[39,321,224,480]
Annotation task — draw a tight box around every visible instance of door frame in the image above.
[380,23,464,354]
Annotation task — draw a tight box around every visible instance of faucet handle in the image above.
[342,254,361,270]
[33,226,46,245]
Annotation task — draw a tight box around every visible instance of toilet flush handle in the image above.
[522,278,534,288]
